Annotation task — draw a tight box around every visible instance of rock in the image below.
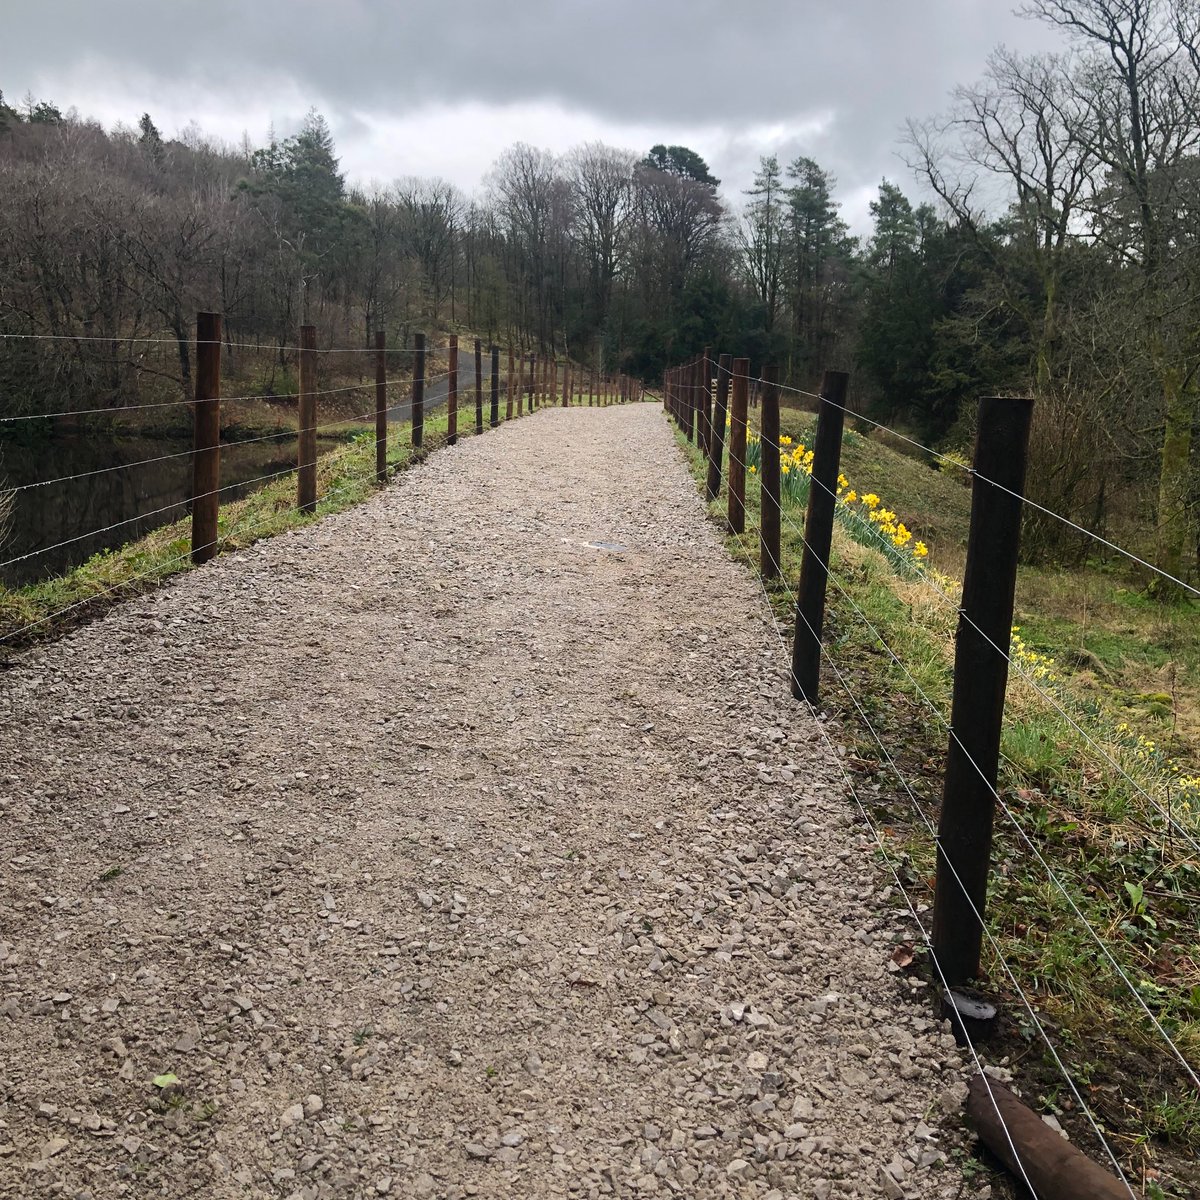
[464,1142,492,1160]
[173,1025,202,1053]
[280,1103,304,1130]
[726,1158,755,1180]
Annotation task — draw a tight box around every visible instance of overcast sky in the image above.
[2,1,1062,234]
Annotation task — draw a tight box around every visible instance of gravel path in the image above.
[0,405,972,1200]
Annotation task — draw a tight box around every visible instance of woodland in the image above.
[0,0,1198,581]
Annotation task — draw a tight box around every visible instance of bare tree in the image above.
[565,143,636,341]
[1021,0,1200,585]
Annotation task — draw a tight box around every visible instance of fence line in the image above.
[662,346,1192,1199]
[0,312,641,639]
[761,426,1200,861]
[725,461,1137,1196]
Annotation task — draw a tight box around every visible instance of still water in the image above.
[0,433,302,588]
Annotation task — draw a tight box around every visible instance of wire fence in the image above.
[0,313,639,639]
[660,351,1199,1199]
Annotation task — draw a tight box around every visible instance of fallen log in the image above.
[967,1074,1139,1200]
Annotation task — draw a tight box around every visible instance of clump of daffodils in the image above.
[783,440,930,566]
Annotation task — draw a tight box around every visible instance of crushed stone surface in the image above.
[0,405,973,1199]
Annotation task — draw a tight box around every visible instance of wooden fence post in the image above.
[506,346,515,420]
[490,344,500,428]
[191,311,221,563]
[525,354,533,414]
[411,331,426,449]
[375,329,387,482]
[933,395,1035,987]
[760,365,782,580]
[298,323,317,513]
[698,347,712,454]
[590,366,596,407]
[706,353,730,503]
[685,365,695,440]
[727,358,750,534]
[966,1075,1137,1200]
[562,360,569,408]
[447,334,459,446]
[790,370,849,703]
[474,338,483,435]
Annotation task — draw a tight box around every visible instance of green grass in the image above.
[674,416,1200,1197]
[0,404,491,650]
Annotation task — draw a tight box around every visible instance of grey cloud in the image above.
[3,0,1064,226]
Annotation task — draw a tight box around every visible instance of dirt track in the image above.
[0,405,972,1199]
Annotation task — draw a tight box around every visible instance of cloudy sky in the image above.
[2,1,1062,233]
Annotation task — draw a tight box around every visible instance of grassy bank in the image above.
[674,413,1199,1199]
[0,408,461,651]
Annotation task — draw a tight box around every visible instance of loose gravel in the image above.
[0,405,976,1199]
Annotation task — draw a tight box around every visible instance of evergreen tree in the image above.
[643,144,719,188]
[138,113,164,163]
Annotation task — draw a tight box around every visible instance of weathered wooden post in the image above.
[698,347,712,454]
[298,323,318,513]
[791,370,850,703]
[933,395,1034,987]
[685,364,695,441]
[966,1076,1139,1200]
[374,329,387,482]
[191,311,221,563]
[410,331,426,449]
[474,338,483,435]
[727,358,749,534]
[760,365,782,581]
[506,346,515,420]
[706,353,730,503]
[490,344,500,428]
[447,334,459,446]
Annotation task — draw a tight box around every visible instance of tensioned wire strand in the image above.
[750,526,1136,1195]
[675,407,1200,1097]
[659,397,1140,1187]
[0,396,564,592]
[0,376,460,572]
[0,376,436,425]
[724,480,1137,1190]
[750,466,1200,1089]
[0,401,633,647]
[760,432,1200,860]
[727,512,1048,1197]
[0,409,485,646]
[682,398,1200,855]
[0,331,421,355]
[0,466,394,646]
[4,360,462,498]
[677,359,1200,602]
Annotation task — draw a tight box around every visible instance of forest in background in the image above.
[0,0,1198,583]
